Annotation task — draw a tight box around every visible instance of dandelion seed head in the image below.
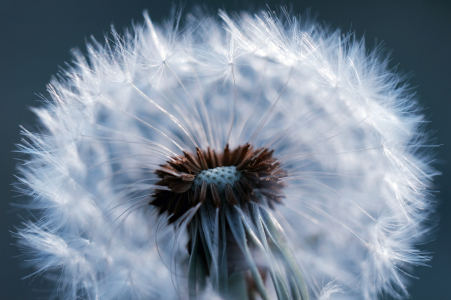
[14,7,437,300]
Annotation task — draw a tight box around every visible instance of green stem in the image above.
[261,209,309,300]
[188,222,200,299]
[228,271,249,300]
[226,207,270,300]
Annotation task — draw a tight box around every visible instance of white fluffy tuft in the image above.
[15,8,437,300]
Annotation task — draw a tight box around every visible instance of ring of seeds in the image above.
[151,144,286,223]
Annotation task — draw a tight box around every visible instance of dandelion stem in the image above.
[226,207,270,300]
[250,205,290,300]
[188,220,200,298]
[228,271,249,300]
[261,209,309,300]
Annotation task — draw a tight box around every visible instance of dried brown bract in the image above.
[151,144,286,223]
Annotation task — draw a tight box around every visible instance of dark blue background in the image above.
[1,1,450,299]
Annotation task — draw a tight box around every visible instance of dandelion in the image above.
[15,7,437,300]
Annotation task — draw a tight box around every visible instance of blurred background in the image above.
[1,0,449,299]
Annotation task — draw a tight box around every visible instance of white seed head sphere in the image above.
[15,8,437,300]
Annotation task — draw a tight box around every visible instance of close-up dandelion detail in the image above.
[14,7,437,300]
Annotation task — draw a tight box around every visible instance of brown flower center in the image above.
[151,144,286,223]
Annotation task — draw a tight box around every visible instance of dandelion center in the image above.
[151,144,286,223]
[193,166,241,194]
